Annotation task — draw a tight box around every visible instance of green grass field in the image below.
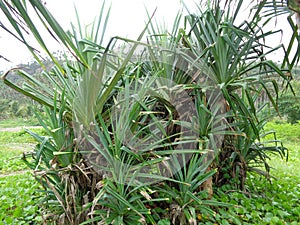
[209,122,300,225]
[0,121,299,224]
[0,117,39,128]
[0,125,43,225]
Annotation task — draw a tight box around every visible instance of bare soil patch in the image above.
[0,126,41,132]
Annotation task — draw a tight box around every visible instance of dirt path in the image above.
[0,170,30,178]
[0,126,42,132]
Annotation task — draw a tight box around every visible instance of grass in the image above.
[0,117,39,128]
[0,145,30,173]
[0,120,299,224]
[0,130,38,144]
[203,121,300,225]
[211,176,300,224]
[0,128,44,174]
[264,120,300,143]
[0,173,43,225]
[0,124,43,225]
[264,121,300,178]
[209,164,300,224]
[0,128,42,175]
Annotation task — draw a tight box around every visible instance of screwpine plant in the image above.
[178,0,296,189]
[0,0,299,224]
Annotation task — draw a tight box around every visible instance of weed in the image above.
[0,173,42,224]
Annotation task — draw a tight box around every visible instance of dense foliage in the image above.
[0,128,44,224]
[0,0,299,224]
[1,121,300,224]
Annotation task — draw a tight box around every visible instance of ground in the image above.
[0,120,299,224]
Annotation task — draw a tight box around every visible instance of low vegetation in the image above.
[210,121,300,225]
[0,121,299,224]
[0,117,39,128]
[0,173,42,224]
[0,127,43,225]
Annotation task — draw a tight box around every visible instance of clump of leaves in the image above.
[0,173,43,224]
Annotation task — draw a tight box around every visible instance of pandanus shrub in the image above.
[0,0,299,224]
[179,1,293,189]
